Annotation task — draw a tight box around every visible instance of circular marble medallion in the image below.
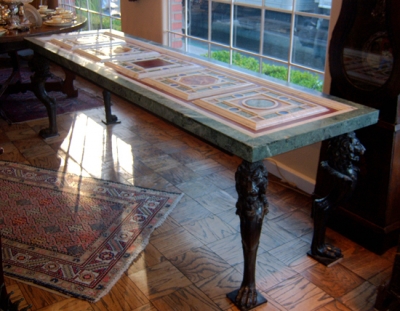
[113,46,132,53]
[242,98,278,109]
[179,75,218,86]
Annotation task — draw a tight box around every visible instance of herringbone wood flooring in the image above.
[0,71,396,311]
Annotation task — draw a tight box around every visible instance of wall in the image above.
[120,0,166,44]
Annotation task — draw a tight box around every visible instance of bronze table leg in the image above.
[308,132,365,266]
[30,53,59,139]
[227,160,269,310]
[30,55,120,138]
[102,90,120,125]
[57,68,78,98]
[40,67,78,98]
[0,51,21,99]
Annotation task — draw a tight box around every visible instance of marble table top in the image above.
[25,30,379,163]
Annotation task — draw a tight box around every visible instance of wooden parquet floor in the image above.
[0,72,396,311]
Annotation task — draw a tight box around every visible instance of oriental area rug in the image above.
[0,66,103,123]
[0,161,183,302]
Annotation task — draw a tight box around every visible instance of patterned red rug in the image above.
[0,66,103,123]
[0,161,183,302]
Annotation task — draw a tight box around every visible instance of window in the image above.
[167,0,331,91]
[61,0,122,30]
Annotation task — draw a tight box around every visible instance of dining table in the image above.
[0,14,87,100]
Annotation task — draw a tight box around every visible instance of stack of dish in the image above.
[43,8,76,26]
[0,27,7,35]
[38,5,53,14]
[59,11,75,20]
[38,4,55,20]
[43,15,72,27]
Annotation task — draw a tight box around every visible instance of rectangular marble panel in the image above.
[193,86,354,131]
[74,44,159,62]
[105,54,201,79]
[48,32,126,50]
[143,69,254,100]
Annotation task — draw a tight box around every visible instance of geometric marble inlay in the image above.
[193,86,355,131]
[144,68,254,100]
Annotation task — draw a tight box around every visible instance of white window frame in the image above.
[166,0,331,86]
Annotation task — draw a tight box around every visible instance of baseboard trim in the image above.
[264,159,316,195]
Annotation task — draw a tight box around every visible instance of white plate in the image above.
[24,3,42,27]
[43,19,72,27]
[39,9,55,14]
[0,28,7,36]
[53,13,76,20]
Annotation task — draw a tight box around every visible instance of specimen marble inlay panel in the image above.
[143,69,254,100]
[105,55,201,79]
[48,32,127,50]
[74,44,160,63]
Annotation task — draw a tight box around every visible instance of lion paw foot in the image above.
[236,285,257,308]
[317,244,343,260]
[39,128,59,139]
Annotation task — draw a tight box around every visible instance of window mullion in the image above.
[184,0,188,52]
[288,0,297,82]
[259,6,265,74]
[208,0,212,57]
[229,1,234,65]
[86,0,91,29]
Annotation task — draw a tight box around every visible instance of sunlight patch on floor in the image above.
[59,113,135,178]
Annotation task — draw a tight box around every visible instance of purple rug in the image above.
[0,66,103,123]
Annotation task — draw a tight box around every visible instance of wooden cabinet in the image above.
[315,0,400,254]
